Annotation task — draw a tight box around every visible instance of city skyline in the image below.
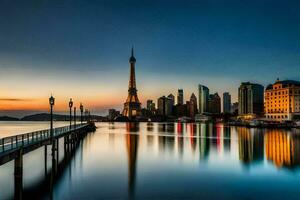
[1,0,300,117]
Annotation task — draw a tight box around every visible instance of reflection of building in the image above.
[238,82,264,118]
[265,130,300,168]
[223,127,231,152]
[177,89,184,105]
[199,123,210,160]
[198,84,209,114]
[189,124,197,152]
[237,127,264,164]
[122,48,142,119]
[223,92,231,113]
[265,79,300,121]
[126,123,139,198]
[208,93,221,114]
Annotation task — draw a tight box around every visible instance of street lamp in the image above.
[69,98,73,128]
[49,95,55,137]
[49,95,56,171]
[80,103,83,124]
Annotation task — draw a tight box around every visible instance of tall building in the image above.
[231,102,239,114]
[223,92,231,113]
[157,97,165,115]
[238,82,264,117]
[147,100,153,110]
[157,96,173,116]
[189,93,198,117]
[177,89,183,105]
[265,79,300,121]
[208,93,221,114]
[167,94,175,106]
[175,104,187,117]
[146,100,155,113]
[198,84,209,114]
[122,47,142,119]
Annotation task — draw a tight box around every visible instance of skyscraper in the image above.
[238,82,264,117]
[168,94,175,106]
[157,96,173,116]
[146,100,155,113]
[223,92,231,113]
[208,93,221,114]
[198,84,209,114]
[147,100,152,110]
[122,47,142,119]
[189,93,198,117]
[177,89,183,105]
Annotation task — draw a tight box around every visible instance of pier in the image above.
[0,122,96,199]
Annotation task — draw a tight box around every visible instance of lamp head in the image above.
[69,98,73,108]
[49,95,55,106]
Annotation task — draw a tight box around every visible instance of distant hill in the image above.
[0,113,107,121]
[20,113,107,121]
[21,113,70,121]
[0,116,19,121]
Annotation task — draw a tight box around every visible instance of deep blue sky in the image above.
[0,0,300,116]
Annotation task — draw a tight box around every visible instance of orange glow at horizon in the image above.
[0,93,151,113]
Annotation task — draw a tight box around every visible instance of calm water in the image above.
[1,122,300,199]
[0,121,69,138]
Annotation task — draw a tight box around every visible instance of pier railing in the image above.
[0,123,87,154]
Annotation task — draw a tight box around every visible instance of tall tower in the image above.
[122,47,142,119]
[177,89,183,105]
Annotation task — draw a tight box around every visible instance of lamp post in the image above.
[69,98,73,129]
[49,95,55,138]
[80,103,83,124]
[49,95,56,172]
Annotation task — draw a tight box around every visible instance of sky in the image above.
[0,0,300,117]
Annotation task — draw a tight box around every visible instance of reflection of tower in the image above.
[126,123,139,198]
[122,47,142,120]
[237,127,264,164]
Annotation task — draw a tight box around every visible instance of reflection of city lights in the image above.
[177,123,182,134]
[265,130,292,167]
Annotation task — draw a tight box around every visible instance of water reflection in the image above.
[237,127,264,165]
[265,129,300,168]
[126,123,139,199]
[2,122,300,199]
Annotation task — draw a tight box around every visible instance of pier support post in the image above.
[44,145,47,176]
[51,138,57,174]
[56,138,59,165]
[14,148,23,200]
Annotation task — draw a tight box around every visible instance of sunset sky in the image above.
[0,0,300,117]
